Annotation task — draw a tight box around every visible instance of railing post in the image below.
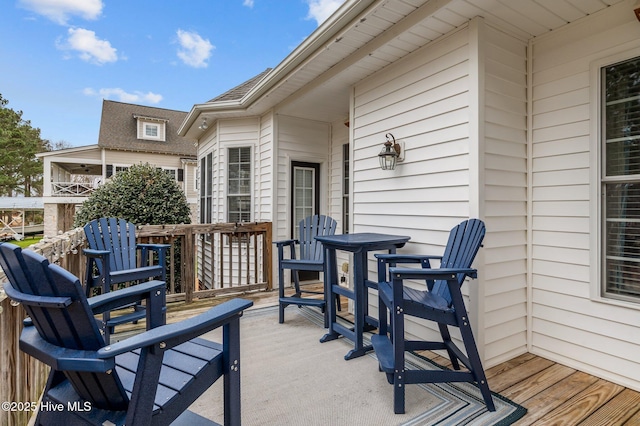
[183,226,195,304]
[264,222,273,291]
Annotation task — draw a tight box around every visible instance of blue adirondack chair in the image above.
[371,219,495,414]
[84,217,170,341]
[0,242,252,426]
[274,215,339,325]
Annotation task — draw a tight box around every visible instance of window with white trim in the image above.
[227,147,251,223]
[135,117,166,141]
[342,143,349,234]
[601,55,640,302]
[200,153,213,224]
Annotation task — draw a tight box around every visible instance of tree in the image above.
[74,163,192,227]
[0,94,50,196]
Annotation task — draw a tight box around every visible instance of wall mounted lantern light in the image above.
[199,118,208,131]
[378,133,402,170]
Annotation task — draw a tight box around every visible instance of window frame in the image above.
[200,152,213,225]
[342,143,350,234]
[591,47,640,308]
[136,118,166,142]
[226,146,252,223]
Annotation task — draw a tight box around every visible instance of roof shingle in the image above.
[98,100,196,156]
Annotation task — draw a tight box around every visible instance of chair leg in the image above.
[278,266,286,324]
[223,319,242,426]
[458,318,495,411]
[391,305,406,414]
[292,269,301,297]
[437,322,461,370]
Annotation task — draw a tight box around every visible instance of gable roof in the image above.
[98,100,196,156]
[208,68,272,103]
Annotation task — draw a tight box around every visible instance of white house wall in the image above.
[197,117,266,289]
[530,2,640,391]
[353,23,476,355]
[274,114,331,241]
[329,118,349,235]
[350,18,528,367]
[480,22,528,366]
[329,118,351,284]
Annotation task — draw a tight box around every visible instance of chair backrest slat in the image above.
[431,219,485,305]
[86,218,138,273]
[298,215,337,261]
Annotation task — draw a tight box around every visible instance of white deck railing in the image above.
[51,181,98,196]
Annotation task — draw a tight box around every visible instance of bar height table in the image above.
[316,233,410,360]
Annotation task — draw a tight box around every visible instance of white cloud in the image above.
[84,88,163,104]
[306,0,345,26]
[18,0,103,25]
[57,27,117,65]
[243,0,254,8]
[176,29,214,68]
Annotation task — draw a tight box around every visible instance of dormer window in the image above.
[134,114,168,141]
[145,123,159,138]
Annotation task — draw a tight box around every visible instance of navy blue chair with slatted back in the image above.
[84,217,170,341]
[274,215,339,325]
[0,242,252,426]
[371,219,495,414]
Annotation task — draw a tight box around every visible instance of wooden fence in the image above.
[0,221,272,425]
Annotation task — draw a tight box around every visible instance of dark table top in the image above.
[315,232,410,252]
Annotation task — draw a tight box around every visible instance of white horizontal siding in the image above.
[196,118,263,289]
[351,24,473,352]
[481,22,528,366]
[530,1,640,391]
[272,114,331,288]
[274,115,331,243]
[257,112,274,222]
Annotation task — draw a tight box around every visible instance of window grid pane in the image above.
[228,147,251,223]
[603,56,640,301]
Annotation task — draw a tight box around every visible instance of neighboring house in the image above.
[38,100,197,236]
[179,0,640,394]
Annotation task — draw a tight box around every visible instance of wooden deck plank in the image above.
[485,353,537,380]
[535,379,624,425]
[488,356,556,393]
[624,405,640,425]
[517,378,623,426]
[579,388,640,426]
[501,363,576,403]
[512,371,599,425]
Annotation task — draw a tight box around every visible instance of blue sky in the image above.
[1,0,345,147]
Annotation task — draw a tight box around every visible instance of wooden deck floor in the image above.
[157,285,640,425]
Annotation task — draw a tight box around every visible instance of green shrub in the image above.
[74,163,191,227]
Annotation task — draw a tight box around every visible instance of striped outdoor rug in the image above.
[191,305,526,425]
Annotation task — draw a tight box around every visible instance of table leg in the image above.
[320,246,340,343]
[344,251,372,360]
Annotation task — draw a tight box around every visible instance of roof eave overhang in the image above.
[35,144,100,158]
[178,0,380,137]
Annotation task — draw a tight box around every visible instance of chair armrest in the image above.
[87,280,166,315]
[19,325,115,372]
[388,267,477,281]
[97,298,254,357]
[273,239,298,247]
[376,254,442,285]
[83,248,111,258]
[137,243,171,251]
[375,254,443,263]
[3,283,72,308]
